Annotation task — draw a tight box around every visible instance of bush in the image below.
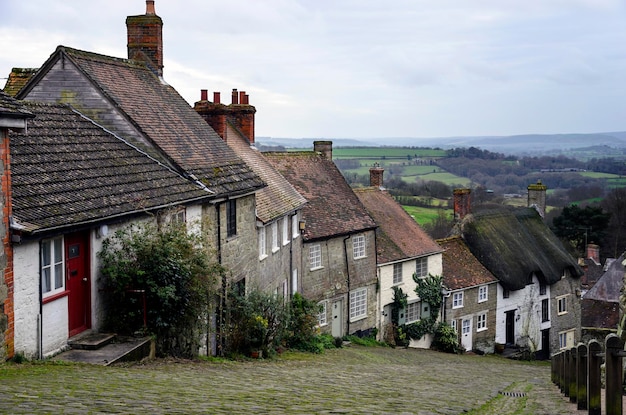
[98,221,221,358]
[431,322,461,354]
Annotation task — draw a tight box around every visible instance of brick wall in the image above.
[0,128,11,359]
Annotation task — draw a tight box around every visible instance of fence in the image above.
[552,333,625,415]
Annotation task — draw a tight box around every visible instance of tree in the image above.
[551,204,610,256]
[601,188,626,258]
[98,221,222,358]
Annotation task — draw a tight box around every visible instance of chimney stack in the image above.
[587,243,600,264]
[453,188,471,221]
[369,164,384,188]
[527,179,547,218]
[200,89,208,101]
[194,88,256,143]
[213,92,220,104]
[314,141,333,160]
[126,0,163,76]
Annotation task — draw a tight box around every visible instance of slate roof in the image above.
[19,46,264,198]
[353,187,441,264]
[2,68,38,98]
[263,151,376,241]
[225,124,306,224]
[10,101,212,234]
[437,236,498,291]
[584,253,624,303]
[457,208,583,291]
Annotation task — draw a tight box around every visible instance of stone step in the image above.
[55,336,153,366]
[68,332,116,350]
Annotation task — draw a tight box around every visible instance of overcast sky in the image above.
[1,0,625,140]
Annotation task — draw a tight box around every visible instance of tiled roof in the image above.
[457,208,583,290]
[437,236,498,291]
[584,253,624,302]
[2,68,38,97]
[225,124,306,223]
[24,46,264,197]
[0,90,34,119]
[263,151,376,240]
[11,101,212,233]
[353,187,441,264]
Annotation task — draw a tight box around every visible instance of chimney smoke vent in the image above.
[146,0,156,14]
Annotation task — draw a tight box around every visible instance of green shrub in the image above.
[284,293,321,353]
[431,322,461,354]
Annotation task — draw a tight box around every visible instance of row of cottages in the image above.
[2,2,273,358]
[448,186,584,357]
[353,167,443,347]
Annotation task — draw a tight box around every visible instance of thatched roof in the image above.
[459,207,583,291]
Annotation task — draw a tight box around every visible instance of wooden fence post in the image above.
[577,343,587,410]
[564,348,571,397]
[605,334,624,415]
[588,339,602,415]
[570,346,578,403]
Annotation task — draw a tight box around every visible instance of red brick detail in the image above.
[1,130,14,358]
[126,7,163,76]
[453,188,471,221]
[369,167,384,188]
[194,91,256,144]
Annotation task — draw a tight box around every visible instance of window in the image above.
[258,227,267,260]
[451,319,457,332]
[42,237,64,296]
[452,291,464,309]
[350,287,367,321]
[406,302,421,323]
[559,330,575,350]
[318,301,327,326]
[502,288,510,299]
[478,285,488,303]
[226,199,237,237]
[271,222,279,252]
[477,312,487,331]
[292,269,298,294]
[309,244,322,269]
[282,217,289,246]
[542,298,549,322]
[353,235,365,259]
[462,319,471,335]
[539,282,547,296]
[393,263,403,284]
[292,214,299,239]
[415,257,428,278]
[557,295,568,315]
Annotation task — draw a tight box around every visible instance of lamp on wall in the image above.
[298,220,306,234]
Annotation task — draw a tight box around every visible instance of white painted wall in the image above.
[495,275,549,351]
[41,298,68,358]
[13,241,43,358]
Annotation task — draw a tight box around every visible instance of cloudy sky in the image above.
[1,0,625,140]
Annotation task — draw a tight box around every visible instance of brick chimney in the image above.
[194,88,256,143]
[127,0,163,77]
[527,179,547,218]
[314,141,333,160]
[587,243,600,264]
[453,188,471,221]
[369,164,384,188]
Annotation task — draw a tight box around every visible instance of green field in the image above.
[332,147,446,159]
[579,172,621,179]
[401,172,472,187]
[402,205,453,226]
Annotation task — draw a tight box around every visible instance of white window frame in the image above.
[406,301,421,323]
[282,216,289,246]
[477,312,487,332]
[271,222,279,253]
[478,285,488,303]
[451,319,457,332]
[557,295,568,315]
[352,234,366,259]
[452,291,464,309]
[309,244,322,270]
[415,257,428,278]
[392,263,403,285]
[42,236,65,297]
[258,227,267,260]
[350,287,367,321]
[462,319,471,335]
[318,301,328,326]
[292,214,299,239]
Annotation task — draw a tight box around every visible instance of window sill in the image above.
[259,254,268,261]
[477,327,487,332]
[310,266,323,271]
[43,289,69,304]
[350,315,367,323]
[271,247,280,254]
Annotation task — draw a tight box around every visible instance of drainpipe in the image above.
[343,235,351,336]
[38,240,43,360]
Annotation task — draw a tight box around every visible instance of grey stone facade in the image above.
[549,270,582,353]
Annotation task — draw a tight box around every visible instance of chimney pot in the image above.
[213,92,221,104]
[200,89,208,101]
[239,91,246,104]
[242,94,249,105]
[314,141,333,160]
[232,89,239,104]
[146,0,156,15]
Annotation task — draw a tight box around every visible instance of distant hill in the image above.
[257,132,626,156]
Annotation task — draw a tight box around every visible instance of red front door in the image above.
[66,232,91,337]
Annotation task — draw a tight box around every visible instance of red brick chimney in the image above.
[587,243,600,264]
[194,88,256,143]
[314,141,333,160]
[369,164,384,188]
[127,0,163,77]
[453,188,471,221]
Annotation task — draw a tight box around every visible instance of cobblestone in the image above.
[0,346,583,414]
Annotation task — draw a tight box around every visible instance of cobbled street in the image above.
[0,345,581,414]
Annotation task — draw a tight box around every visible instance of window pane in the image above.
[54,264,63,289]
[54,238,62,262]
[42,241,51,266]
[42,268,51,293]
